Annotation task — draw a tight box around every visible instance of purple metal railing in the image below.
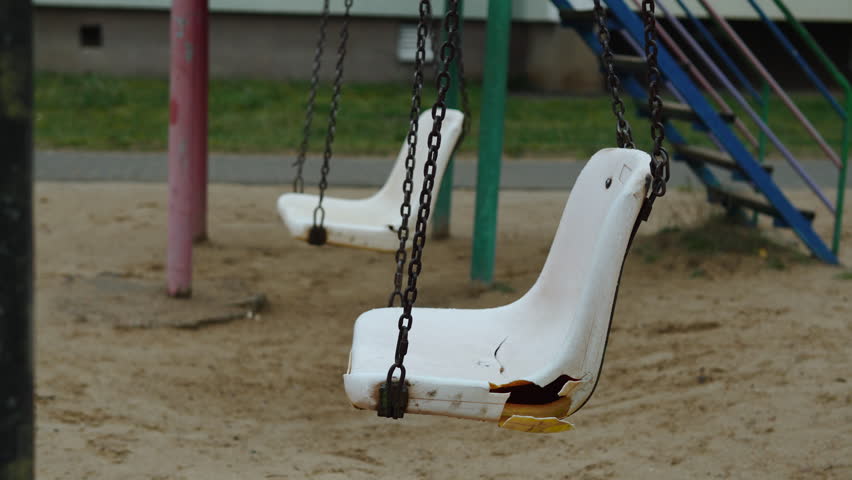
[696,0,842,170]
[652,0,834,213]
[625,0,759,149]
[619,32,729,154]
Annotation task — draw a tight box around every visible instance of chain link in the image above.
[388,0,431,308]
[434,7,471,149]
[593,0,635,149]
[641,0,670,208]
[292,0,330,194]
[380,0,461,419]
[310,0,354,244]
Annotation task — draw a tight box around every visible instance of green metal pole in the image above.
[471,0,511,284]
[433,0,464,239]
[773,0,849,255]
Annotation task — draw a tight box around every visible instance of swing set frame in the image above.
[165,0,512,297]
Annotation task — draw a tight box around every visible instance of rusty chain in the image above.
[641,0,670,211]
[379,0,460,419]
[309,0,354,245]
[593,0,635,149]
[292,0,330,194]
[388,0,432,308]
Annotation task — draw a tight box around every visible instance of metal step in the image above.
[611,54,647,76]
[638,102,736,124]
[706,185,815,224]
[612,54,695,79]
[559,8,607,23]
[674,144,773,175]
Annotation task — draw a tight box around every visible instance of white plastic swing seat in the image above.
[277,109,464,251]
[343,148,652,434]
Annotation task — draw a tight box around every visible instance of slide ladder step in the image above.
[674,144,773,175]
[559,7,618,28]
[638,102,736,125]
[611,54,647,76]
[706,185,815,225]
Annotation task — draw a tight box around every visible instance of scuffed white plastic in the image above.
[343,148,652,431]
[277,109,464,251]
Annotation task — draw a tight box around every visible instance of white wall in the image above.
[33,0,560,22]
[31,0,852,22]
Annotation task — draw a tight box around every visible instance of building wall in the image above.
[34,5,851,91]
[34,7,602,91]
[33,1,562,22]
[32,0,852,22]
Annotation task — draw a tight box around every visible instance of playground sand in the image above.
[34,183,851,479]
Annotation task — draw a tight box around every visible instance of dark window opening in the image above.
[79,24,102,48]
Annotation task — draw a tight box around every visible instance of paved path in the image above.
[35,150,850,191]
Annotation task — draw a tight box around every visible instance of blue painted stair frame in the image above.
[553,0,838,264]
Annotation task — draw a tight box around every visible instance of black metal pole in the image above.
[0,1,35,479]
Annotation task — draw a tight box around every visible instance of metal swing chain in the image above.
[641,0,670,208]
[379,0,461,419]
[388,0,432,308]
[310,0,354,244]
[433,8,470,146]
[292,0,330,194]
[593,0,635,149]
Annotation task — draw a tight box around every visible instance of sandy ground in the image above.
[34,182,851,479]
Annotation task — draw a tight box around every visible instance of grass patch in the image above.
[634,215,812,269]
[836,271,852,280]
[35,72,846,156]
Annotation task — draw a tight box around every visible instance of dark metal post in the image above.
[0,1,35,478]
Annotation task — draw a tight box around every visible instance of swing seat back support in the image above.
[343,148,652,433]
[277,109,464,250]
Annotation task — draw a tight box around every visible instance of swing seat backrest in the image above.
[277,109,464,250]
[372,109,465,207]
[343,148,652,432]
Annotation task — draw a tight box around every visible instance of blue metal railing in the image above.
[656,0,834,212]
[551,0,838,263]
[674,0,763,104]
[746,0,846,119]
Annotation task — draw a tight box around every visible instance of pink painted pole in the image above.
[167,0,208,297]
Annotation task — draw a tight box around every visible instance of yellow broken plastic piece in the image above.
[498,415,575,434]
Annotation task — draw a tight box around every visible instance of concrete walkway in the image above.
[35,150,850,191]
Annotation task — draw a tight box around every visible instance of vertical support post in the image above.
[752,82,770,225]
[0,1,34,478]
[470,0,511,284]
[835,99,850,254]
[433,0,464,239]
[167,0,209,297]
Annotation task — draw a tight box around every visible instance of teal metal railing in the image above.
[768,0,849,255]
